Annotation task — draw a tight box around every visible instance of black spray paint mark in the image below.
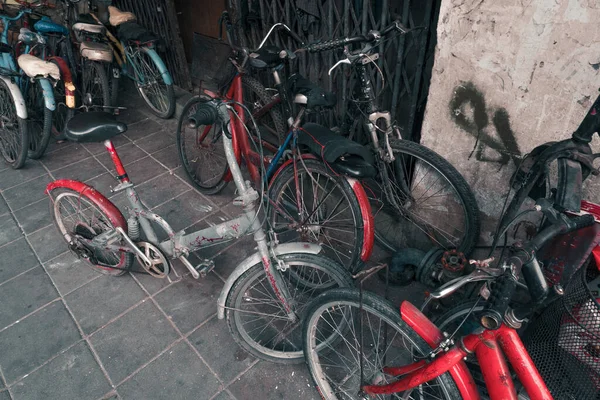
[449,82,521,167]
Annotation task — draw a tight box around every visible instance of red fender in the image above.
[347,177,374,262]
[46,179,127,230]
[47,56,76,109]
[400,301,481,399]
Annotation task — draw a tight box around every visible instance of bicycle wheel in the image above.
[130,47,174,119]
[303,288,461,400]
[81,61,110,110]
[241,75,286,146]
[371,139,480,255]
[225,253,353,363]
[49,62,75,139]
[48,187,133,276]
[177,96,229,194]
[268,159,365,273]
[0,77,28,169]
[25,79,53,159]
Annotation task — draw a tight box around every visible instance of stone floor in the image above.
[0,88,426,400]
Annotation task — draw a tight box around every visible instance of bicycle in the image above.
[45,100,353,364]
[0,1,60,163]
[178,20,375,273]
[302,22,481,259]
[301,92,600,399]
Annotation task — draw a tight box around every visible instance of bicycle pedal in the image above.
[194,259,215,278]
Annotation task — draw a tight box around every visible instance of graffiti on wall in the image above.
[449,82,521,168]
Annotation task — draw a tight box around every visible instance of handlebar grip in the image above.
[480,272,517,330]
[188,102,219,128]
[566,213,596,231]
[306,38,349,53]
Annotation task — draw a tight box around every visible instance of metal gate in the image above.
[228,0,439,141]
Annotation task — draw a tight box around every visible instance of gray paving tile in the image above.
[0,195,8,217]
[124,118,164,142]
[66,274,147,334]
[211,391,235,400]
[51,156,107,183]
[116,108,146,126]
[0,300,80,384]
[134,130,176,155]
[44,138,75,155]
[0,160,45,190]
[123,156,169,185]
[227,361,319,400]
[154,272,222,334]
[41,143,91,171]
[9,341,111,400]
[86,172,119,195]
[0,390,10,400]
[117,341,220,400]
[27,225,67,263]
[12,198,53,234]
[2,174,52,211]
[0,237,39,284]
[188,316,255,384]
[0,215,22,248]
[132,173,190,209]
[210,236,256,281]
[132,257,192,295]
[83,134,131,155]
[0,266,59,330]
[152,145,181,170]
[44,252,100,295]
[96,143,148,170]
[90,301,179,384]
[150,190,215,233]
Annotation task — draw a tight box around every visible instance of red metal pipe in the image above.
[475,333,517,400]
[229,74,259,183]
[104,140,129,182]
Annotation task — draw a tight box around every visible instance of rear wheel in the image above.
[49,187,133,276]
[303,288,461,400]
[0,78,28,169]
[81,61,110,111]
[225,253,353,363]
[240,75,286,146]
[25,79,53,159]
[177,96,229,194]
[131,47,175,119]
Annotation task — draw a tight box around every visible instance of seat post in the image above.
[104,140,130,182]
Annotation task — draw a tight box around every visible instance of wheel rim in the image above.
[179,100,228,189]
[83,64,106,108]
[270,165,360,270]
[134,50,170,115]
[371,152,470,253]
[231,261,347,359]
[52,191,126,275]
[306,299,455,400]
[0,82,23,164]
[241,82,281,146]
[53,80,69,135]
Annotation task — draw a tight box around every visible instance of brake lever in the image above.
[429,264,503,299]
[328,58,351,75]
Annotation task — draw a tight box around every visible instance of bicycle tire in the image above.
[110,65,120,107]
[49,60,75,139]
[0,78,28,169]
[48,187,133,276]
[177,96,230,194]
[82,61,110,111]
[372,139,480,256]
[303,288,461,400]
[132,47,175,119]
[268,159,365,273]
[225,253,353,364]
[240,75,287,145]
[26,79,53,160]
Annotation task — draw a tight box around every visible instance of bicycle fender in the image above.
[37,78,56,111]
[400,301,481,400]
[47,56,76,109]
[46,179,127,229]
[0,75,27,119]
[141,47,173,85]
[347,177,374,262]
[216,242,322,320]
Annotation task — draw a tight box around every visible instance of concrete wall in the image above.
[420,0,600,243]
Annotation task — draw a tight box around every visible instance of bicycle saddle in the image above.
[288,74,336,109]
[79,41,113,62]
[64,112,127,143]
[298,122,376,178]
[248,46,282,69]
[34,18,69,35]
[116,21,158,44]
[72,22,106,36]
[17,54,61,80]
[0,42,12,54]
[108,6,136,26]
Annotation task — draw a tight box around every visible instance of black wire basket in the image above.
[523,262,600,399]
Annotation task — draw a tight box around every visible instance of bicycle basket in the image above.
[523,262,600,399]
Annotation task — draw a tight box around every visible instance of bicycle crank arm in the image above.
[116,227,152,265]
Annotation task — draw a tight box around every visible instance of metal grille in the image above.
[112,0,191,90]
[227,0,437,140]
[523,262,600,399]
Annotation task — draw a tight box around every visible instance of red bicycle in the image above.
[302,94,600,399]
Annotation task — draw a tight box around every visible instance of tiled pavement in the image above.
[0,88,405,400]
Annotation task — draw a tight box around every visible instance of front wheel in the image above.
[48,187,133,276]
[371,139,481,256]
[131,47,175,119]
[303,288,461,400]
[25,79,53,159]
[225,253,353,363]
[0,77,28,169]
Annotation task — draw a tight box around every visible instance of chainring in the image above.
[136,241,170,278]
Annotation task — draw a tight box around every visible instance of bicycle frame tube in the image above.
[362,301,553,400]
